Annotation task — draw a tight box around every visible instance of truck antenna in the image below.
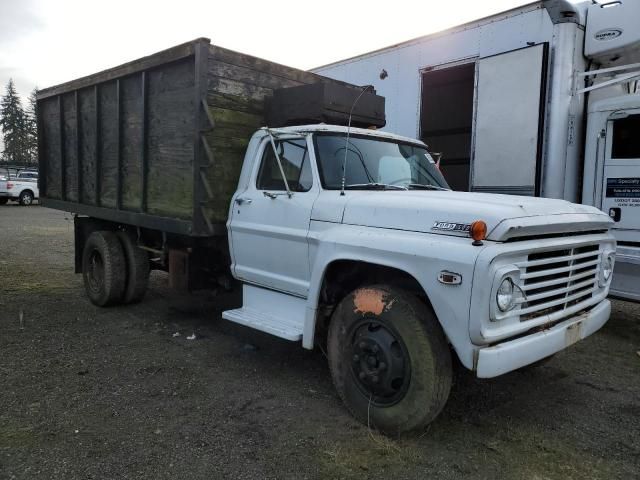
[340,85,374,196]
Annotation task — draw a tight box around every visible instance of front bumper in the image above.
[476,299,611,378]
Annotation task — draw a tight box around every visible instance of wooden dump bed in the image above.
[37,38,359,236]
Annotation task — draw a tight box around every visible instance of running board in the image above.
[222,284,305,341]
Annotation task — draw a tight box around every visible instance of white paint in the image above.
[472,44,545,189]
[224,125,615,375]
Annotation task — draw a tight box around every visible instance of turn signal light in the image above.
[470,220,487,245]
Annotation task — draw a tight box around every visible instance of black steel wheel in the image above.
[328,285,452,435]
[349,319,411,407]
[82,231,126,307]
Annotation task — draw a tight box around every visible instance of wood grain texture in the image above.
[41,97,62,199]
[78,88,97,204]
[62,93,78,202]
[120,74,143,211]
[38,38,359,234]
[146,58,195,219]
[98,81,118,208]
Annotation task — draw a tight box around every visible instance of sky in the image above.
[0,0,543,103]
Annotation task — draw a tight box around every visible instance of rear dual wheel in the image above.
[328,285,452,436]
[82,230,149,307]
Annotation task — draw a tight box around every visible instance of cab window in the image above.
[256,138,312,192]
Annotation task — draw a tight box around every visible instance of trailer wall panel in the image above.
[98,82,118,208]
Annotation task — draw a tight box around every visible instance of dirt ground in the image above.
[0,205,638,480]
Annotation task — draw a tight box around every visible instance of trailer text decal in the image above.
[606,178,640,198]
[594,29,623,41]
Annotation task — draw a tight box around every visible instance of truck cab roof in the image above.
[262,124,427,148]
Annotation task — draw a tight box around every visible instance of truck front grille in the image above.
[516,244,601,322]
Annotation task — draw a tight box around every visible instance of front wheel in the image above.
[328,285,452,436]
[19,191,34,206]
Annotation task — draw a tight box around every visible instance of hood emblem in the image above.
[432,221,471,233]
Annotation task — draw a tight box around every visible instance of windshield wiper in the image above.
[343,183,408,191]
[406,183,449,191]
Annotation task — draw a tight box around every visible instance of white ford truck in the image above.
[37,39,615,434]
[0,170,39,205]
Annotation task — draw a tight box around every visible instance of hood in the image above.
[338,191,612,241]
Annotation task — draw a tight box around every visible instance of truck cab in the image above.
[223,124,615,432]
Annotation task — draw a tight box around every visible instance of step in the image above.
[222,307,303,341]
[221,284,306,341]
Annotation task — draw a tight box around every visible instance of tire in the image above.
[0,198,7,205]
[116,231,150,304]
[19,190,34,206]
[328,285,452,436]
[82,231,126,307]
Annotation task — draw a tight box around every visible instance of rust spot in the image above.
[353,288,387,315]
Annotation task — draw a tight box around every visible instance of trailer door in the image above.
[601,111,640,231]
[471,44,548,196]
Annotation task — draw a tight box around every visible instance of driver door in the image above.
[228,135,318,297]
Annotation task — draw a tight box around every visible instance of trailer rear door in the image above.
[471,44,548,196]
[601,111,640,231]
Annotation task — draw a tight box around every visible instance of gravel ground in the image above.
[0,205,639,480]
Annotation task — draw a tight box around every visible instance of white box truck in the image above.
[313,0,640,302]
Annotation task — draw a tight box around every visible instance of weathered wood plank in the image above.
[210,107,263,129]
[203,144,246,223]
[38,38,364,235]
[146,57,195,219]
[206,92,265,115]
[98,81,118,208]
[78,88,97,204]
[62,92,78,202]
[207,77,273,105]
[209,61,304,91]
[120,74,143,211]
[41,97,62,199]
[37,38,207,100]
[209,45,355,88]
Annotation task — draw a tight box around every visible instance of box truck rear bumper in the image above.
[610,245,640,302]
[476,299,611,378]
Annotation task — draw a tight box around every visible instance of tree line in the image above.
[0,79,38,165]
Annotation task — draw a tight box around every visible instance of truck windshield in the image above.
[313,133,449,190]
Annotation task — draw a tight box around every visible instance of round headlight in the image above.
[600,252,614,286]
[496,277,515,312]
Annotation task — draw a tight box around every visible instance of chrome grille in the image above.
[516,244,601,321]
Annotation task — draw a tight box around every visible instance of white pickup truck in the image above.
[37,40,616,435]
[0,171,39,205]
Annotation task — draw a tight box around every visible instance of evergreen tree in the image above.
[24,87,38,164]
[0,79,27,164]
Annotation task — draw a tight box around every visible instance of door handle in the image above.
[235,197,252,205]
